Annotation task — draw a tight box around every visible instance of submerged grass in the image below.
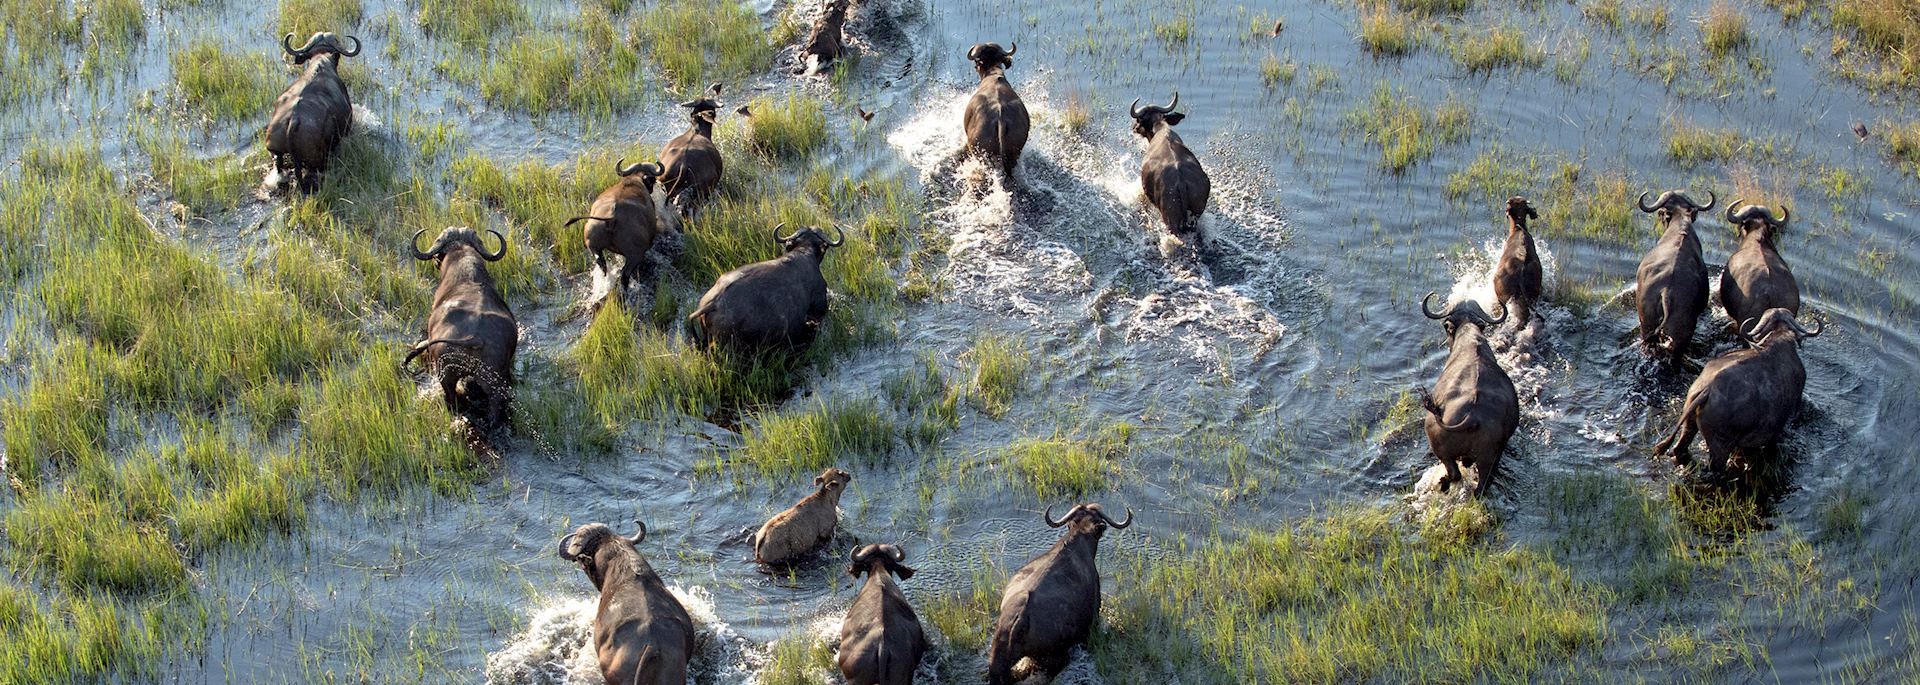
[736,399,897,475]
[1358,9,1416,56]
[136,133,253,214]
[736,94,829,160]
[966,336,1030,417]
[1666,120,1783,166]
[278,0,365,38]
[1444,145,1638,245]
[1094,503,1604,683]
[172,40,280,122]
[1449,25,1544,72]
[631,0,770,93]
[1003,423,1133,499]
[1344,83,1471,172]
[1702,1,1751,57]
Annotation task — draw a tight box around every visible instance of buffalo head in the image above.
[1506,196,1538,226]
[1421,292,1507,338]
[966,42,1016,77]
[1128,91,1184,138]
[1043,502,1132,539]
[813,466,852,492]
[557,520,647,591]
[1726,200,1789,238]
[411,226,506,262]
[1637,189,1717,223]
[680,83,725,125]
[616,157,665,194]
[772,223,847,254]
[283,32,361,64]
[847,544,916,579]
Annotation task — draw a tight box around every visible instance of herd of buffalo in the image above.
[256,11,1825,683]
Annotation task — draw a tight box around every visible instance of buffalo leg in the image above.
[1437,453,1463,492]
[1655,400,1701,465]
[1705,434,1733,475]
[1473,452,1500,496]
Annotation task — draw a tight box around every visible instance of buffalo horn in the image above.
[410,228,437,260]
[771,222,793,243]
[1099,507,1134,529]
[1740,317,1762,339]
[1726,200,1746,225]
[1128,98,1142,118]
[1166,90,1179,112]
[709,83,723,96]
[1790,317,1823,338]
[557,532,579,561]
[626,519,648,545]
[827,224,846,247]
[967,45,979,61]
[481,229,507,261]
[616,157,648,177]
[282,33,304,57]
[1696,190,1716,212]
[1421,291,1448,320]
[1005,42,1016,56]
[1482,303,1509,327]
[888,545,905,562]
[341,35,362,57]
[1775,204,1790,226]
[1043,504,1072,528]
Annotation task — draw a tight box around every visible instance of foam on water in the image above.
[484,585,759,685]
[1440,237,1567,443]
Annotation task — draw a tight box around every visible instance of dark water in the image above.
[5,0,1919,682]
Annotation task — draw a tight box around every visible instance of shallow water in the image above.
[5,0,1920,682]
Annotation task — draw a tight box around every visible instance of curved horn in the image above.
[826,224,846,247]
[616,157,647,176]
[771,222,792,243]
[1099,507,1134,529]
[1774,204,1790,227]
[1482,303,1509,327]
[557,532,579,561]
[888,545,905,561]
[1166,91,1179,112]
[1421,292,1448,320]
[1725,199,1744,224]
[481,229,507,261]
[1789,317,1823,338]
[1006,42,1017,56]
[1129,98,1143,118]
[410,228,437,260]
[1637,191,1659,213]
[1696,190,1716,212]
[340,35,362,57]
[282,33,302,57]
[1043,504,1068,528]
[626,519,648,545]
[709,83,723,96]
[967,45,980,61]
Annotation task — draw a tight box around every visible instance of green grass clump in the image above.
[278,0,365,39]
[473,23,644,116]
[418,0,521,45]
[1881,120,1920,179]
[0,582,173,684]
[1154,16,1194,44]
[137,134,253,213]
[736,399,896,474]
[1444,146,1639,245]
[1345,83,1471,172]
[738,94,829,160]
[450,151,626,274]
[570,298,783,424]
[1003,423,1133,499]
[1665,120,1780,166]
[171,40,279,122]
[1358,9,1416,55]
[0,343,114,485]
[967,336,1030,417]
[298,353,481,500]
[631,0,771,93]
[921,560,1004,655]
[1451,25,1544,72]
[1828,0,1920,89]
[758,631,837,685]
[6,492,188,593]
[1393,0,1473,15]
[1701,1,1751,57]
[1093,506,1605,683]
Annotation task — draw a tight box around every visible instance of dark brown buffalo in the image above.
[1654,308,1821,475]
[838,544,928,685]
[1129,92,1210,238]
[659,84,726,220]
[689,224,845,354]
[1418,293,1519,495]
[558,521,695,685]
[962,42,1030,178]
[800,0,851,75]
[267,32,361,192]
[1635,189,1716,361]
[404,227,517,428]
[1719,201,1799,327]
[1491,196,1543,327]
[566,159,664,291]
[988,504,1131,685]
[751,467,850,565]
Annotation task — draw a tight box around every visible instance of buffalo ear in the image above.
[847,563,865,577]
[1164,112,1186,126]
[814,475,826,486]
[891,563,917,581]
[1002,57,1013,68]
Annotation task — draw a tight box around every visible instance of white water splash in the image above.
[484,585,760,685]
[1442,238,1565,441]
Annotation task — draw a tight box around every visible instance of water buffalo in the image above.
[987,504,1131,685]
[1654,308,1821,475]
[962,42,1030,178]
[689,224,845,354]
[838,544,928,685]
[267,32,361,192]
[800,0,851,75]
[1418,293,1519,495]
[659,84,726,220]
[751,467,850,566]
[558,521,696,685]
[1129,92,1210,238]
[1635,189,1716,362]
[566,159,664,291]
[1719,201,1799,327]
[404,227,517,429]
[1491,196,1543,327]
